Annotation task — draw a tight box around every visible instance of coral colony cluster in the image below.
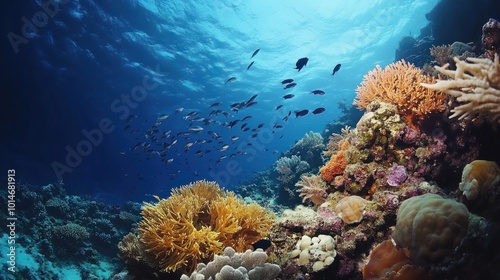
[3,16,500,280]
[109,19,500,280]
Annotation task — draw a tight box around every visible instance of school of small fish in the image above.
[125,49,342,180]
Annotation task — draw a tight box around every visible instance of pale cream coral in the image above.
[334,195,369,224]
[459,160,500,200]
[421,54,500,124]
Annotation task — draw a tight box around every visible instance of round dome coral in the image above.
[392,194,469,265]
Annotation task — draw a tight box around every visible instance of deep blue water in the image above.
[1,0,437,204]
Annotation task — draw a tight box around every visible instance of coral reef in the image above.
[0,183,137,279]
[180,247,280,280]
[392,194,469,266]
[129,180,274,274]
[353,60,447,128]
[422,54,500,124]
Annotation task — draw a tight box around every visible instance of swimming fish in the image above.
[281,79,294,84]
[209,102,222,108]
[312,107,326,114]
[251,48,260,59]
[156,114,169,121]
[175,107,184,113]
[246,61,255,71]
[225,77,237,84]
[295,109,309,117]
[284,83,297,89]
[252,239,272,250]
[283,94,295,99]
[295,57,309,72]
[311,90,325,95]
[332,63,341,76]
[189,126,204,132]
[275,105,283,110]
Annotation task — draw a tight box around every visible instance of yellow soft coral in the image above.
[353,60,447,128]
[137,180,274,273]
[421,54,500,124]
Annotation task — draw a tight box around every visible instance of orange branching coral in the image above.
[137,180,274,274]
[295,174,328,206]
[430,44,452,66]
[320,139,349,183]
[353,60,447,128]
[324,126,352,157]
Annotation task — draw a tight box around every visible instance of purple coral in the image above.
[387,165,408,187]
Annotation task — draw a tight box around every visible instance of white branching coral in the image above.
[421,54,500,124]
[293,131,325,151]
[295,174,328,206]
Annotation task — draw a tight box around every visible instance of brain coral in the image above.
[392,194,469,265]
[137,180,274,273]
[459,160,500,200]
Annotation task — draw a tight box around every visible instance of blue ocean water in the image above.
[1,0,437,204]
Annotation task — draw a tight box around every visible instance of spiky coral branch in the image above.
[421,54,500,124]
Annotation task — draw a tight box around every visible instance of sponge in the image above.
[392,194,469,265]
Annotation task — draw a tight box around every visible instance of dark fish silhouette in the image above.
[332,64,341,76]
[312,107,326,114]
[251,49,260,59]
[283,94,295,99]
[275,105,283,110]
[311,90,325,95]
[209,102,222,108]
[281,79,294,84]
[295,109,309,117]
[246,61,255,71]
[284,83,297,89]
[295,57,309,71]
[225,77,237,84]
[252,239,272,250]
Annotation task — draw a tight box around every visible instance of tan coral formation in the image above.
[422,54,500,124]
[459,160,500,200]
[295,174,328,206]
[392,194,469,266]
[334,195,369,224]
